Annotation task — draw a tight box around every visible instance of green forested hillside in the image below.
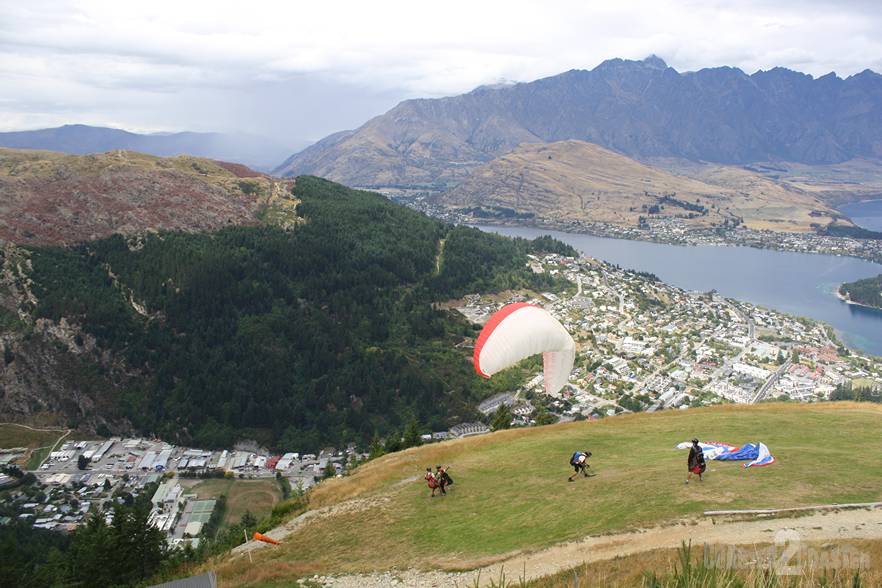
[24,176,570,450]
[839,273,882,309]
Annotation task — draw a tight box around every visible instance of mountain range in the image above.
[274,56,882,188]
[0,124,299,171]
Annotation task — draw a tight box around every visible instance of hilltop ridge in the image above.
[0,148,296,245]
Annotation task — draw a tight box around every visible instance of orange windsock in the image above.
[252,532,280,545]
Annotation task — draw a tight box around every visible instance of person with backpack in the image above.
[568,450,592,481]
[686,438,706,484]
[425,467,440,497]
[436,465,452,494]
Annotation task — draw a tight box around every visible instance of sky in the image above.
[1,0,881,150]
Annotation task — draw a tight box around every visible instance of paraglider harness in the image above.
[427,468,453,490]
[688,444,706,474]
[570,451,592,473]
[425,470,439,489]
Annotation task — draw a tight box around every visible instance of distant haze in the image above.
[1,0,881,147]
[0,125,296,170]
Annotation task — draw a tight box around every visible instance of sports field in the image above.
[190,478,281,526]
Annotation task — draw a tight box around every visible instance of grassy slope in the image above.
[0,423,67,468]
[441,140,837,232]
[214,403,882,585]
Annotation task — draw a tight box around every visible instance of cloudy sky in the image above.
[1,0,881,149]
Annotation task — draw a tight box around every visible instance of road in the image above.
[723,299,754,340]
[752,360,791,404]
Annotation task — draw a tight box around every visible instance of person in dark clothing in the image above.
[437,465,453,488]
[435,465,448,495]
[686,438,706,484]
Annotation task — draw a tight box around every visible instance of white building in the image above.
[732,362,771,380]
[751,341,781,360]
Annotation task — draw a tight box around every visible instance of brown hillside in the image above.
[438,141,842,232]
[0,149,293,245]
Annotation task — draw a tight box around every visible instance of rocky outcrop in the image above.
[0,244,132,433]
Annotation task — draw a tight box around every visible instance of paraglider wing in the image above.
[474,303,576,395]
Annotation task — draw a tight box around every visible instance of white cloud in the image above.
[0,0,880,144]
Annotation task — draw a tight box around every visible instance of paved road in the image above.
[752,360,791,404]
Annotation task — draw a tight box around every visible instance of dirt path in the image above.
[0,422,68,432]
[280,505,882,587]
[434,238,446,275]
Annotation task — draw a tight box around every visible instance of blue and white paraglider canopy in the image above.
[677,441,775,468]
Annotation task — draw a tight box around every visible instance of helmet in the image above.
[692,438,699,444]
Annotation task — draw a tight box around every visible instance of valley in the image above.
[4,7,882,581]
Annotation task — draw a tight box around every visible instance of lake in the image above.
[475,224,882,357]
[838,199,882,232]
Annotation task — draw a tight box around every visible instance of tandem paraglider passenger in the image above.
[425,467,441,497]
[686,438,706,484]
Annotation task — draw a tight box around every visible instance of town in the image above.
[456,251,882,422]
[0,423,495,545]
[0,436,367,548]
[397,194,882,265]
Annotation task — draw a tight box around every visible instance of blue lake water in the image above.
[475,224,882,357]
[838,199,882,232]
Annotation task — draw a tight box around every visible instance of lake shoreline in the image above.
[835,285,882,313]
[461,216,882,265]
[476,224,882,357]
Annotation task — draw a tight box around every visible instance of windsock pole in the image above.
[244,528,253,563]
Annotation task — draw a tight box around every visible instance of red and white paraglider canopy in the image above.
[474,303,575,395]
